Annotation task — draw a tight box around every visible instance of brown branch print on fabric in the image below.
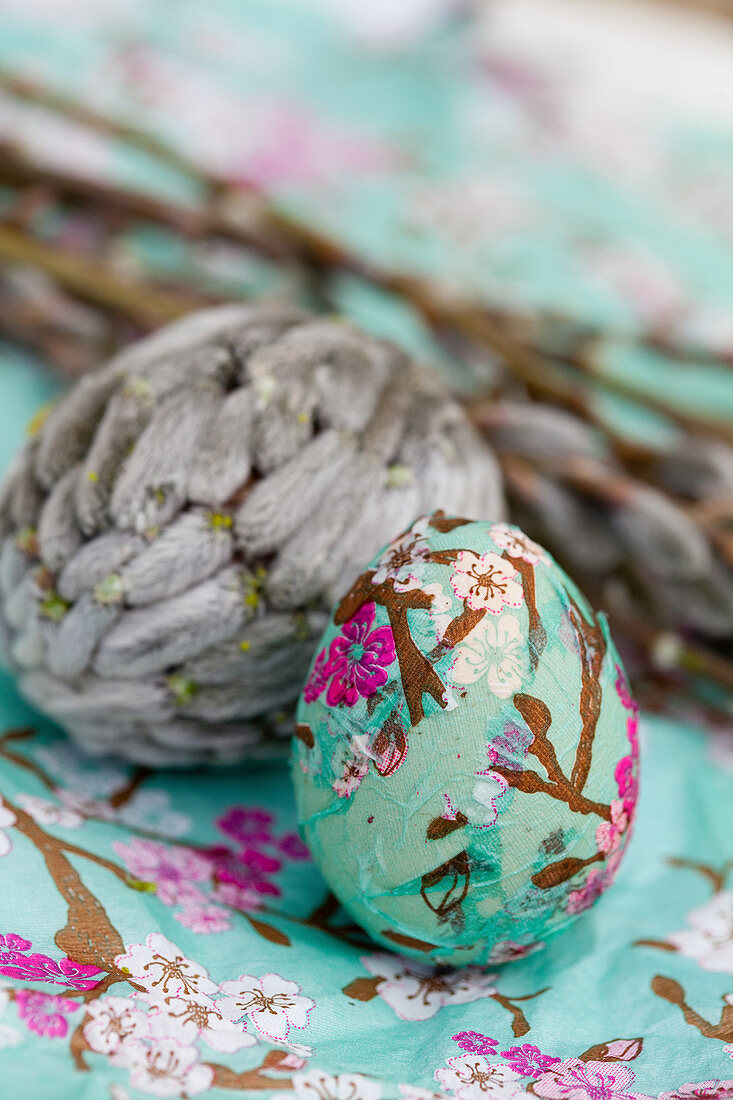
[634,857,731,953]
[1,793,128,985]
[491,987,550,1039]
[210,1050,296,1091]
[108,767,152,809]
[341,962,548,1037]
[70,1015,92,1070]
[0,729,307,1092]
[652,975,733,1045]
[666,856,731,895]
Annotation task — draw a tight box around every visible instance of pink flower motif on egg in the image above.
[449,614,524,698]
[613,666,640,820]
[487,940,543,964]
[486,726,532,772]
[304,603,396,708]
[615,666,636,714]
[303,648,330,704]
[471,774,509,829]
[615,756,638,820]
[490,524,547,566]
[332,737,372,798]
[595,799,629,855]
[371,516,433,592]
[450,552,523,614]
[566,868,607,916]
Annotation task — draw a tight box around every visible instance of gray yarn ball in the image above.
[0,304,503,765]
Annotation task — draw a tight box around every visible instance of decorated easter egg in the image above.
[292,513,640,966]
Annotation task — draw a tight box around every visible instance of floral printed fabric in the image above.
[294,516,638,966]
[0,673,731,1099]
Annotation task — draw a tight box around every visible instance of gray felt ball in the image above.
[0,304,504,765]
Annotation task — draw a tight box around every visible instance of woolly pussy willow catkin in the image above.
[0,304,503,765]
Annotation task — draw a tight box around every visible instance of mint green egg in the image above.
[292,514,640,966]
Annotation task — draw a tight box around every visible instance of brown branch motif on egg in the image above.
[316,512,623,886]
[330,512,536,729]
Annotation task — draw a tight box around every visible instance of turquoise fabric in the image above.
[0,357,731,1100]
[294,518,638,967]
[0,670,732,1098]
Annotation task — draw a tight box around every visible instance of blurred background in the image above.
[1,0,733,736]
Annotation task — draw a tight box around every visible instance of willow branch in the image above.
[0,224,204,326]
[3,68,733,447]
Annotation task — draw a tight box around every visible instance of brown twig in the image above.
[4,68,733,447]
[0,224,203,326]
[0,72,203,183]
